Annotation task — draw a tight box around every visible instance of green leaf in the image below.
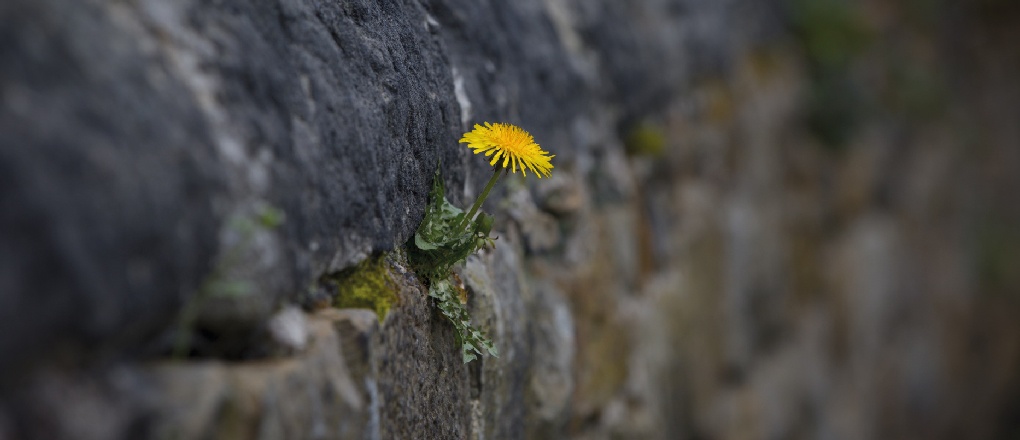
[414,232,439,251]
[408,165,498,363]
[427,278,497,364]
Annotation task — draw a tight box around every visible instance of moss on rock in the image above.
[624,122,666,157]
[326,254,400,321]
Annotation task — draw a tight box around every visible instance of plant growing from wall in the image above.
[410,122,554,363]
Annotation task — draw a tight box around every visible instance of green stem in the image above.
[459,168,503,231]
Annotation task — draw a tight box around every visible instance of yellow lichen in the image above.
[328,255,400,321]
[624,122,666,157]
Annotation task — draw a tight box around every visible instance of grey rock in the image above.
[0,0,222,380]
[267,305,310,354]
[4,1,1019,440]
[369,257,472,440]
[460,236,530,440]
[534,172,586,217]
[1,0,464,376]
[332,309,381,440]
[425,0,590,159]
[504,185,563,255]
[0,366,156,440]
[525,281,576,439]
[144,311,365,440]
[333,308,380,383]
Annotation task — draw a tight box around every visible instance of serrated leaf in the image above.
[409,166,498,363]
[427,278,497,363]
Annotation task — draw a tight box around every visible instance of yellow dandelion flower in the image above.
[459,122,554,178]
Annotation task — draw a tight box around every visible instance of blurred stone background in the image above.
[1,0,1018,439]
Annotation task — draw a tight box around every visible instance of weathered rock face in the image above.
[3,0,1020,439]
[1,0,465,371]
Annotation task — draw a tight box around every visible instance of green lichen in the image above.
[327,254,400,321]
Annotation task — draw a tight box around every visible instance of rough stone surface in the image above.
[3,0,1020,440]
[1,0,465,376]
[144,312,366,440]
[371,257,471,440]
[0,0,223,379]
[460,241,530,440]
[524,280,575,438]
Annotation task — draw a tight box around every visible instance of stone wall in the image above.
[2,0,1019,439]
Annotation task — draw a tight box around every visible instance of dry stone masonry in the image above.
[2,0,1019,439]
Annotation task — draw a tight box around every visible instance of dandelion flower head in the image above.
[459,122,554,178]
